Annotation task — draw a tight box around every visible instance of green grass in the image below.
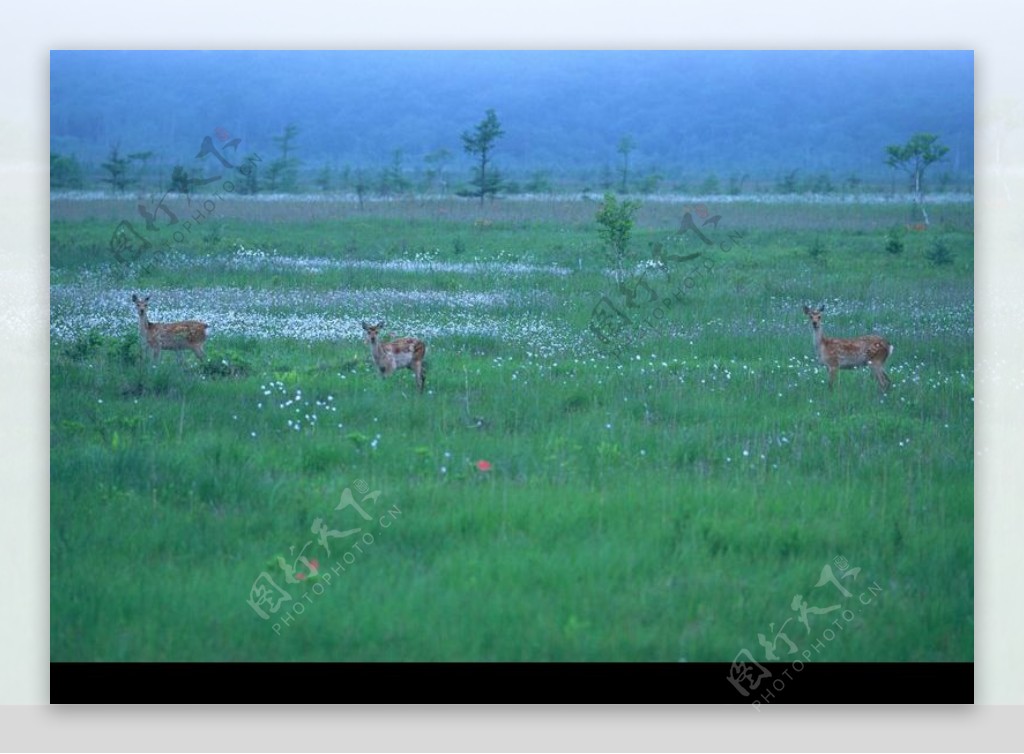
[50,196,973,662]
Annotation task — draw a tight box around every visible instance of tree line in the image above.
[50,112,969,203]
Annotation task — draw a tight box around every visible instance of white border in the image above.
[7,0,1021,749]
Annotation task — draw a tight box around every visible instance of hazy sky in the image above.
[50,50,974,181]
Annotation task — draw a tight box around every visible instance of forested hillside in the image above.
[50,50,974,192]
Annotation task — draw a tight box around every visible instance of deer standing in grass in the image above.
[361,321,426,393]
[803,305,893,393]
[132,294,209,362]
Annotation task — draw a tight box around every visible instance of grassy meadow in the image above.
[50,194,974,663]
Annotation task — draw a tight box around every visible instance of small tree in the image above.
[267,123,301,193]
[595,192,641,283]
[129,151,155,190]
[617,135,635,193]
[806,236,828,260]
[885,227,905,256]
[885,133,949,227]
[525,170,552,194]
[339,165,353,192]
[699,173,720,195]
[728,173,749,196]
[101,144,134,193]
[777,169,799,194]
[169,165,193,194]
[810,172,834,194]
[353,169,370,210]
[637,169,662,195]
[264,162,283,193]
[925,237,954,266]
[237,153,261,194]
[50,153,84,190]
[379,149,411,196]
[461,109,505,205]
[315,163,333,193]
[423,148,452,194]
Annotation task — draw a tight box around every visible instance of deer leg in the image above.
[414,361,425,393]
[873,363,891,392]
[828,366,837,390]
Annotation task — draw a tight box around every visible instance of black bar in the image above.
[51,662,972,704]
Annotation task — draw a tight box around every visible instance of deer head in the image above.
[361,321,386,343]
[131,293,152,313]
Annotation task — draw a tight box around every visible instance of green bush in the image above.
[926,237,955,266]
[885,227,905,255]
[199,350,253,379]
[62,330,105,361]
[595,192,640,279]
[111,333,142,366]
[807,236,828,260]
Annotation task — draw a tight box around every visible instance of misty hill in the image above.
[50,50,973,190]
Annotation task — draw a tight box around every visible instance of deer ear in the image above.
[819,304,825,313]
[802,305,810,314]
[144,295,151,303]
[132,294,139,303]
[377,322,385,330]
[361,321,369,330]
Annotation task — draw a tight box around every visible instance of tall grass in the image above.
[50,197,973,662]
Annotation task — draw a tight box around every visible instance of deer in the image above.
[361,321,426,393]
[802,305,893,393]
[131,293,209,362]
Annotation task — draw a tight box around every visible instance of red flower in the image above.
[295,572,306,581]
[475,460,492,472]
[308,559,319,570]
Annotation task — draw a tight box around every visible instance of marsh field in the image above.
[50,193,973,663]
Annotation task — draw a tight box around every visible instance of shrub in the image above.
[111,333,142,367]
[885,227,905,256]
[807,236,828,260]
[51,153,84,190]
[62,330,105,361]
[199,351,253,379]
[201,223,223,252]
[595,192,640,281]
[925,237,955,266]
[698,174,720,195]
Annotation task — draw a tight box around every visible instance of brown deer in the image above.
[132,294,209,362]
[802,305,892,392]
[361,321,426,393]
